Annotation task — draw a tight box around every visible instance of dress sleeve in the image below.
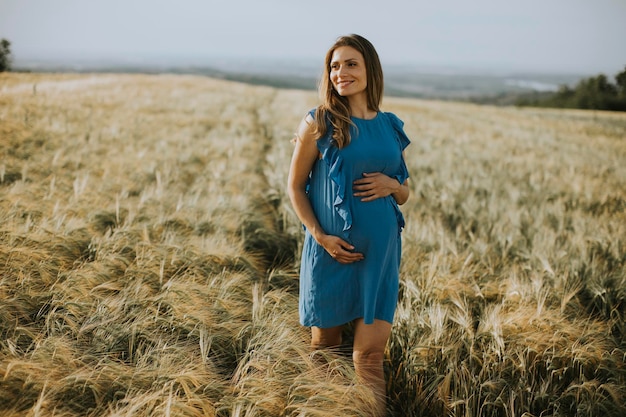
[384,112,411,185]
[385,112,411,150]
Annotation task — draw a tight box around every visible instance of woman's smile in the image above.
[336,80,354,89]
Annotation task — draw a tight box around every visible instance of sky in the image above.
[1,0,625,75]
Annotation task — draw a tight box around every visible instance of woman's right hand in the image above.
[318,234,364,264]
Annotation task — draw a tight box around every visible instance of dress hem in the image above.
[300,314,394,329]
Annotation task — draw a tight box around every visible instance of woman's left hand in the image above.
[352,172,400,202]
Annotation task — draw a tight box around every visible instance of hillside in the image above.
[1,73,625,416]
[13,57,588,101]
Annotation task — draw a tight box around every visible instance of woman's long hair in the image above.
[313,34,384,149]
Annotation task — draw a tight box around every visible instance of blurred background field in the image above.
[1,72,625,416]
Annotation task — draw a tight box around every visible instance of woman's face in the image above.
[330,46,367,98]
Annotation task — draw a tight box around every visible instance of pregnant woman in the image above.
[287,34,411,415]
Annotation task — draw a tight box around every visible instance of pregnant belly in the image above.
[310,192,399,244]
[350,197,398,248]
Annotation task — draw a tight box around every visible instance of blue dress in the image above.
[299,110,411,328]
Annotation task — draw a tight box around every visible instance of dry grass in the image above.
[1,72,625,416]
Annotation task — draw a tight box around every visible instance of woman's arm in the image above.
[287,115,364,263]
[287,115,325,241]
[392,177,410,205]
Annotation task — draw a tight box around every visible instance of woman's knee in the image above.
[311,326,342,348]
[352,319,391,365]
[352,348,385,366]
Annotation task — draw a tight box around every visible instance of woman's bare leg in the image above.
[352,318,392,416]
[311,325,343,349]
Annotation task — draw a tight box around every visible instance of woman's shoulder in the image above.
[305,108,317,126]
[381,111,405,127]
[307,106,328,122]
[295,109,320,143]
[380,111,411,148]
[302,107,332,138]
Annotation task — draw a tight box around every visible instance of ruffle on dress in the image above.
[311,110,353,240]
[383,112,411,232]
[309,109,411,238]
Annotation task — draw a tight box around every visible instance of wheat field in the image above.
[0,72,625,417]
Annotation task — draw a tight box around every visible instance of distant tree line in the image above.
[516,66,626,112]
[0,38,12,72]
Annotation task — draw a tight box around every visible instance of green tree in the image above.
[0,38,13,72]
[535,69,626,111]
[551,85,576,108]
[615,66,626,98]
